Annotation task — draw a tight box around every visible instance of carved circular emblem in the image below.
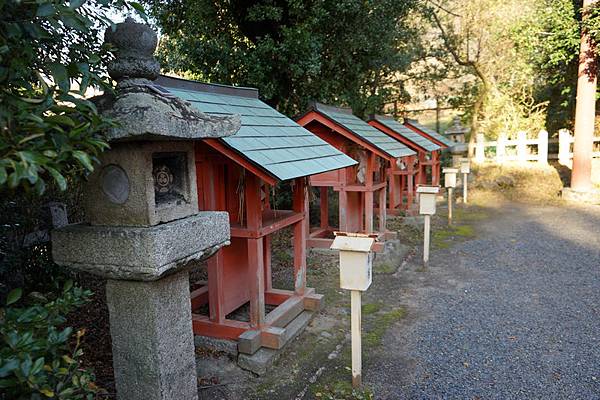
[153,165,174,193]
[100,164,130,204]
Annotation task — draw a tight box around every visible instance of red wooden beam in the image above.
[204,138,278,186]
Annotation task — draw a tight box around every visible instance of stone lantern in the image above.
[445,116,469,166]
[51,19,241,400]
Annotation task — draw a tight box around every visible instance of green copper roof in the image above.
[370,115,441,152]
[155,76,357,182]
[403,119,454,147]
[310,103,416,159]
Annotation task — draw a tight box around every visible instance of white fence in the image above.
[474,129,600,165]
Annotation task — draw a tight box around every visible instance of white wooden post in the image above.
[538,130,548,164]
[423,214,431,264]
[558,129,572,166]
[330,234,374,389]
[417,186,438,266]
[475,133,485,163]
[351,290,362,387]
[448,187,453,225]
[463,174,468,203]
[517,131,527,162]
[496,134,506,164]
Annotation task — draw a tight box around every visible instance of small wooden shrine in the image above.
[368,115,441,211]
[296,103,415,251]
[155,76,355,354]
[403,118,454,186]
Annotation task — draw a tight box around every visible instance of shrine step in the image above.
[237,310,314,375]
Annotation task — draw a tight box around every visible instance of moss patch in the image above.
[363,307,406,347]
[312,380,374,400]
[432,224,475,249]
[361,302,382,315]
[373,262,396,274]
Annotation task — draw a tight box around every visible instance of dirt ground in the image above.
[72,189,511,399]
[195,191,484,400]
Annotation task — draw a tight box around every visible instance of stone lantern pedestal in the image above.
[51,18,240,400]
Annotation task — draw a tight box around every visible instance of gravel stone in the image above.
[367,203,600,399]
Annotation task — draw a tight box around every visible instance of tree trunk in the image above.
[571,0,598,191]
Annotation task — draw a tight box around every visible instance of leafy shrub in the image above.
[0,281,99,399]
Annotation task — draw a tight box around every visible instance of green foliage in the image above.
[0,281,98,399]
[0,0,141,195]
[144,0,421,116]
[512,0,581,132]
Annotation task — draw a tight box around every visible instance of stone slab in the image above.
[52,212,230,280]
[194,336,239,357]
[237,311,314,375]
[107,271,198,400]
[562,187,600,205]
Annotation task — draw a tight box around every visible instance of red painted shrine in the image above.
[368,115,442,212]
[296,103,416,251]
[157,76,355,354]
[403,119,454,187]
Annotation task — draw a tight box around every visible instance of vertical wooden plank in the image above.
[378,186,386,234]
[320,186,329,229]
[418,152,427,184]
[207,253,225,323]
[293,178,307,295]
[351,290,362,388]
[496,134,506,164]
[339,189,348,232]
[407,157,415,210]
[388,166,396,211]
[423,214,431,265]
[538,130,549,164]
[475,133,485,163]
[263,235,272,291]
[365,190,374,234]
[517,131,527,162]
[431,153,439,186]
[198,149,227,323]
[247,238,265,327]
[245,174,265,327]
[448,187,453,225]
[559,129,572,166]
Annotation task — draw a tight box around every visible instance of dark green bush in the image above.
[0,281,99,399]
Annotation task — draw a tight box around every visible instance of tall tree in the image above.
[572,0,598,191]
[144,0,420,116]
[423,0,543,154]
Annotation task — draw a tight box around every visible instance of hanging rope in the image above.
[236,169,245,225]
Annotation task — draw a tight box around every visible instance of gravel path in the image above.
[368,202,600,399]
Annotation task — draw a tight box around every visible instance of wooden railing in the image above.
[474,129,600,165]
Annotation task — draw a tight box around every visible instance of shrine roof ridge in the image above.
[403,118,454,148]
[303,102,416,159]
[155,76,357,182]
[369,114,441,152]
[154,74,259,99]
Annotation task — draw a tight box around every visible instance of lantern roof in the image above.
[95,18,240,142]
[369,115,441,152]
[155,75,356,182]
